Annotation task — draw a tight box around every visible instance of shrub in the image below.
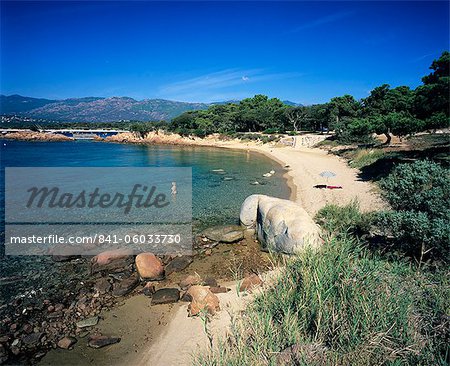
[374,210,449,260]
[379,160,450,220]
[375,160,449,262]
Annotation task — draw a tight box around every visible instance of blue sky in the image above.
[1,1,448,104]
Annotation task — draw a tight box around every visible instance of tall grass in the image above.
[195,205,449,366]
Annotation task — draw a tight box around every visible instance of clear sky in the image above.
[1,1,448,104]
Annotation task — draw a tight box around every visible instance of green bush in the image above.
[379,160,449,220]
[374,210,449,260]
[375,160,449,262]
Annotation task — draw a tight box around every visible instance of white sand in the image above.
[218,139,386,215]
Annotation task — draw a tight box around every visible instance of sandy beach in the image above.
[217,139,386,215]
[36,136,386,366]
[111,138,386,366]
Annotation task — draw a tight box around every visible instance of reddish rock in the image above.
[209,286,231,294]
[179,274,202,290]
[239,274,263,292]
[91,249,134,274]
[135,253,164,280]
[186,286,220,316]
[57,336,77,349]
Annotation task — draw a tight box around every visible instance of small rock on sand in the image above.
[186,286,220,316]
[142,282,156,296]
[151,288,180,305]
[209,286,230,294]
[57,336,77,349]
[239,274,263,292]
[180,274,202,290]
[88,335,121,349]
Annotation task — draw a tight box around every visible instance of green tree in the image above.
[414,51,450,130]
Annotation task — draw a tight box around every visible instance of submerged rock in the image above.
[88,335,121,349]
[240,194,321,254]
[165,256,193,275]
[202,225,244,243]
[76,316,99,328]
[91,249,134,274]
[151,288,180,305]
[135,253,164,280]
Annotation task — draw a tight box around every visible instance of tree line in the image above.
[169,51,449,142]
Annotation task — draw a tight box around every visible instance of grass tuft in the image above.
[195,205,449,366]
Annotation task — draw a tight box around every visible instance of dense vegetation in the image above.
[197,237,448,365]
[374,160,449,261]
[171,52,449,141]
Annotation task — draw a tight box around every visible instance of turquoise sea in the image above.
[0,140,290,232]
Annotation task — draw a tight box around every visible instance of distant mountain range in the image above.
[0,94,302,123]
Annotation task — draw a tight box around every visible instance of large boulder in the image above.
[239,195,321,254]
[135,253,164,280]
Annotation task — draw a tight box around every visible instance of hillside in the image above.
[0,95,210,122]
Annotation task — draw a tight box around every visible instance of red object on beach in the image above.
[327,185,343,189]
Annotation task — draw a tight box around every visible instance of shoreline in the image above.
[2,131,386,365]
[214,140,386,215]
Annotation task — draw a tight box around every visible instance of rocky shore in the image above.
[1,131,73,142]
[102,131,220,146]
[0,223,273,365]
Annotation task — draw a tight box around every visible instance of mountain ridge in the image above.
[0,94,302,122]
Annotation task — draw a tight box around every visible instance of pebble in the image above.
[76,316,99,329]
[165,256,193,275]
[57,336,77,349]
[239,274,263,292]
[88,335,121,349]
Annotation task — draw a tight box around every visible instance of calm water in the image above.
[0,140,290,232]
